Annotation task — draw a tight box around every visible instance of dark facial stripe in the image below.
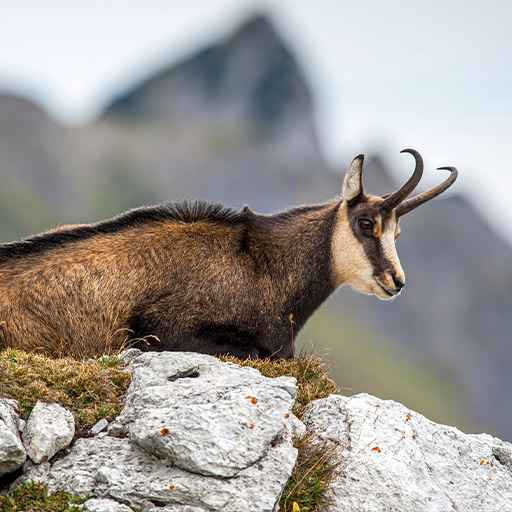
[360,237,393,277]
[348,204,395,277]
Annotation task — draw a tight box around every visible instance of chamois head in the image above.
[332,149,458,300]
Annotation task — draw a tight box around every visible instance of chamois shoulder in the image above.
[0,200,246,263]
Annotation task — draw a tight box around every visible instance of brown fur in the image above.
[0,201,342,359]
[0,147,455,360]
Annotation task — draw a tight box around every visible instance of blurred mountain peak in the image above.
[101,12,315,143]
[230,12,279,40]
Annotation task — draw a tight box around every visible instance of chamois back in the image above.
[0,201,245,264]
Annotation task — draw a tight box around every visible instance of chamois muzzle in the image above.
[396,166,458,216]
[381,148,424,211]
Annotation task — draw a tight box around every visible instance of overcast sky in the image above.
[1,1,511,238]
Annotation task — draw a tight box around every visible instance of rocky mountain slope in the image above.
[2,351,512,511]
[0,14,511,438]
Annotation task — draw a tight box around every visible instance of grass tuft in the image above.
[0,482,84,512]
[0,348,131,432]
[221,352,338,419]
[279,434,338,512]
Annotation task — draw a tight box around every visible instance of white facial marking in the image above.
[332,202,373,290]
[332,201,405,301]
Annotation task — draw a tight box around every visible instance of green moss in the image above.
[0,349,131,432]
[0,482,85,512]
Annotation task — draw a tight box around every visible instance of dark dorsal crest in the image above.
[0,201,245,263]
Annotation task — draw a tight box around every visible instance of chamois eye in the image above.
[358,218,374,231]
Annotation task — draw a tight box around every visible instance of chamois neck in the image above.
[251,201,340,329]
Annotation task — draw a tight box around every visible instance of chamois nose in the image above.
[392,274,405,291]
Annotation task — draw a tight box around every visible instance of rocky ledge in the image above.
[1,350,512,511]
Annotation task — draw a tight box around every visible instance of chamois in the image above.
[0,149,457,359]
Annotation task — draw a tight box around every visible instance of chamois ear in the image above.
[342,154,364,202]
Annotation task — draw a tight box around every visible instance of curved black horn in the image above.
[396,166,458,216]
[382,148,424,210]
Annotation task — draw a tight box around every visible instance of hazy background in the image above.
[0,1,511,438]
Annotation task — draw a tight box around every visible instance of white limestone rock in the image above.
[83,498,134,512]
[39,351,300,511]
[17,418,26,433]
[303,393,512,512]
[90,419,109,435]
[0,399,26,475]
[45,420,296,511]
[146,507,208,512]
[22,401,75,463]
[10,350,512,512]
[0,353,300,509]
[112,351,298,477]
